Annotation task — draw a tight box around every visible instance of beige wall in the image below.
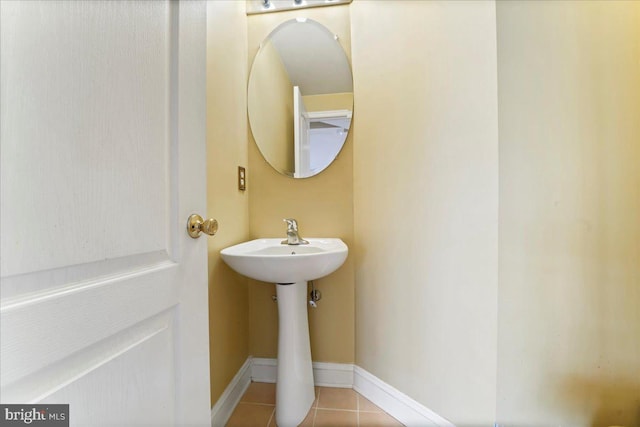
[247,5,355,364]
[248,41,294,173]
[496,1,640,425]
[206,2,640,424]
[303,92,353,113]
[206,1,250,406]
[351,1,499,424]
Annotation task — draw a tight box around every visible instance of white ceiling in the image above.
[268,20,353,96]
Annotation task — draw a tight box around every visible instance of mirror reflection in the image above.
[248,19,353,178]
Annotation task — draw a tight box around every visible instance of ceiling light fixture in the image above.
[247,0,352,15]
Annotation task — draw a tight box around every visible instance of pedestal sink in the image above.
[220,238,348,427]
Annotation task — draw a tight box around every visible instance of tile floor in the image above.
[226,382,404,427]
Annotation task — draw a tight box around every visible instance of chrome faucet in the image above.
[281,218,309,245]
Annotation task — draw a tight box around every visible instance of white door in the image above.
[0,1,211,425]
[293,86,311,178]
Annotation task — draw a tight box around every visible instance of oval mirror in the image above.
[248,19,353,179]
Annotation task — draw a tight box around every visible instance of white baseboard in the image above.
[250,357,277,383]
[213,358,452,427]
[353,366,454,427]
[210,357,252,427]
[250,357,354,388]
[311,361,354,388]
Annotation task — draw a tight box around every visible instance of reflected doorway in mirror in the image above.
[296,99,352,178]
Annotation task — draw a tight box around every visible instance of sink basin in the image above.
[220,238,348,283]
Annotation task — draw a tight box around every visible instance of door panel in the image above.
[0,1,210,425]
[1,264,177,388]
[293,86,311,178]
[1,0,172,277]
[43,321,176,426]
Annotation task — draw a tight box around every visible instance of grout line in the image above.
[356,392,360,427]
[238,402,276,407]
[266,406,275,427]
[311,405,318,427]
[312,387,320,427]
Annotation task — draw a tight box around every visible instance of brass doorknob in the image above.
[187,214,218,238]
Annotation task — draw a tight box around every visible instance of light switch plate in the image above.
[238,166,246,191]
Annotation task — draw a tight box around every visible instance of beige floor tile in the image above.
[316,387,358,410]
[314,409,358,427]
[358,394,384,413]
[297,407,316,427]
[241,382,276,405]
[359,411,403,426]
[265,387,319,426]
[226,403,274,427]
[268,407,315,427]
[231,386,402,427]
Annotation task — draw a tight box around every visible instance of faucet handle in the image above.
[283,218,298,231]
[281,218,308,245]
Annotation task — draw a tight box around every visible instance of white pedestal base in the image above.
[275,281,315,427]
